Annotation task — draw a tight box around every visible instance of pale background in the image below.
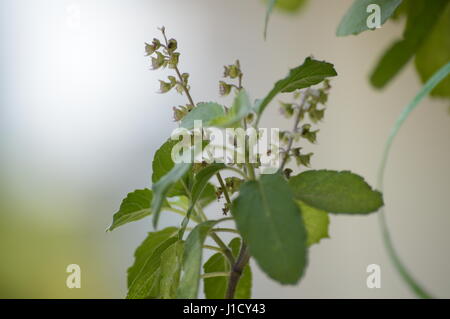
[1,0,449,298]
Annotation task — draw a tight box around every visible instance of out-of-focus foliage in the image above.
[338,0,450,98]
[264,0,308,39]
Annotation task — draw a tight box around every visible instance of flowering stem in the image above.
[278,89,309,172]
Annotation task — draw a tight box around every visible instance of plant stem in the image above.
[225,242,250,299]
[161,28,195,107]
[216,173,232,205]
[201,272,230,279]
[209,232,235,265]
[203,245,224,253]
[278,89,309,172]
[211,228,239,234]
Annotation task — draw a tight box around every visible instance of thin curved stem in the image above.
[377,62,450,298]
[211,228,239,234]
[203,245,224,253]
[216,173,232,205]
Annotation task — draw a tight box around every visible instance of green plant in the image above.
[108,27,383,299]
[337,0,450,98]
[265,0,450,98]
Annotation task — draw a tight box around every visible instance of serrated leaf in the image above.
[180,102,226,129]
[159,240,184,299]
[177,220,220,298]
[289,170,383,214]
[108,189,153,231]
[232,173,307,284]
[152,139,187,197]
[370,0,448,89]
[336,0,402,37]
[297,201,329,247]
[203,238,252,299]
[152,162,192,228]
[127,227,178,298]
[256,57,337,116]
[210,89,252,128]
[414,2,450,97]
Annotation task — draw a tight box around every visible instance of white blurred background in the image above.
[1,0,449,298]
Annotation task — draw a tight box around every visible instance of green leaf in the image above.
[232,173,307,284]
[289,170,383,214]
[264,0,277,40]
[192,164,226,203]
[127,227,178,298]
[152,162,192,228]
[275,0,308,12]
[336,0,402,37]
[210,89,252,128]
[108,189,159,231]
[297,201,329,247]
[197,183,217,208]
[180,102,226,129]
[178,164,226,238]
[159,240,184,299]
[255,57,337,116]
[370,0,448,89]
[263,0,308,39]
[203,238,252,299]
[152,139,187,197]
[414,3,450,97]
[177,220,220,298]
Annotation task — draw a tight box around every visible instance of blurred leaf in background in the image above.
[0,183,117,298]
[264,0,309,39]
[338,0,450,98]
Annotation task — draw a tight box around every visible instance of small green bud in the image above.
[181,73,189,86]
[175,84,184,94]
[279,131,290,144]
[167,38,178,53]
[296,152,313,167]
[168,75,177,86]
[151,51,165,70]
[172,104,193,121]
[280,102,294,118]
[168,52,180,69]
[159,80,172,93]
[300,124,318,143]
[223,60,242,79]
[224,177,243,194]
[152,38,161,50]
[145,43,156,56]
[283,168,293,179]
[245,112,254,124]
[309,107,325,123]
[219,81,232,96]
